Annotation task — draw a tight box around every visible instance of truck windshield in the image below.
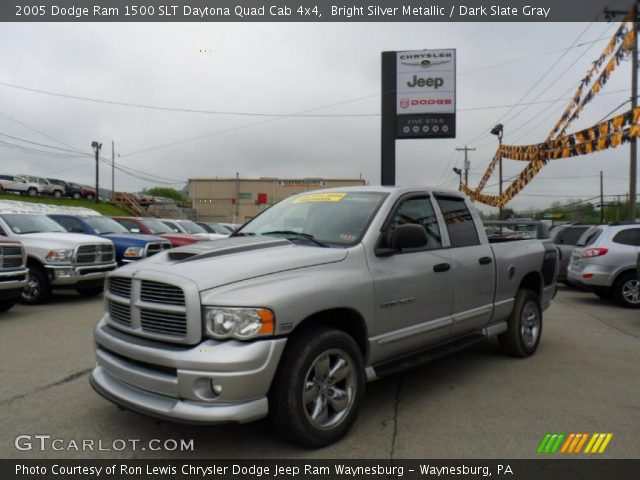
[141,219,173,234]
[85,217,129,235]
[1,214,67,234]
[236,191,387,246]
[177,220,207,234]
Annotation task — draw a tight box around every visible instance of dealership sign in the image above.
[394,48,456,138]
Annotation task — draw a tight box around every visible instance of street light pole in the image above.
[91,141,102,204]
[630,3,638,222]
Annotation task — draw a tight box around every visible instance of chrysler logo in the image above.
[401,59,450,68]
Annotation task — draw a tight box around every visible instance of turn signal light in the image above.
[581,247,608,258]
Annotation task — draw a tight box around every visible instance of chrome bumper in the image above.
[91,318,287,424]
[46,263,118,286]
[0,268,28,290]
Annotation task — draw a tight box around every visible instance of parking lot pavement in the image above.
[1,286,638,459]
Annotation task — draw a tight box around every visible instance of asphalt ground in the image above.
[0,286,638,459]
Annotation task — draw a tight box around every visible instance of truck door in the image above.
[368,194,453,363]
[434,195,495,336]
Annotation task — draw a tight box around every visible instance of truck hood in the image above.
[102,233,167,245]
[120,236,348,290]
[18,232,112,248]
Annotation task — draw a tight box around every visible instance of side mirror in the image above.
[376,224,428,256]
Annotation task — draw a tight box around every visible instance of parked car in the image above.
[49,214,171,266]
[549,224,591,284]
[0,238,28,312]
[20,175,65,197]
[0,213,117,304]
[160,218,226,241]
[46,178,73,197]
[568,223,640,308]
[112,216,201,248]
[220,222,241,232]
[67,183,96,200]
[0,175,41,196]
[196,222,233,235]
[91,186,558,447]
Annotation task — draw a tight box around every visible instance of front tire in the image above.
[72,192,81,199]
[21,266,51,305]
[613,272,640,308]
[27,187,37,196]
[499,289,542,358]
[269,327,365,448]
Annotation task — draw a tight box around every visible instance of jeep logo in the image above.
[406,75,444,89]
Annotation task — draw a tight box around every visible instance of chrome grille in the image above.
[140,309,187,336]
[108,301,131,326]
[76,244,115,264]
[0,244,24,269]
[145,242,171,258]
[109,277,131,298]
[140,280,185,306]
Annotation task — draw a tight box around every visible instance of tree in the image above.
[144,187,185,203]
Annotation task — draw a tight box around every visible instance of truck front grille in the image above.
[140,309,187,336]
[108,301,131,326]
[77,244,115,264]
[106,276,188,340]
[140,280,185,306]
[0,245,24,269]
[109,277,131,298]
[145,242,171,258]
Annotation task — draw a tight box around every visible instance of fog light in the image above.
[55,269,73,279]
[210,381,222,396]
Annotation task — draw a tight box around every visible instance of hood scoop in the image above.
[167,237,291,263]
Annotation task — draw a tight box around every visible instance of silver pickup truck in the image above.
[90,187,558,447]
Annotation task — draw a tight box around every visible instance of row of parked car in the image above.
[551,222,640,308]
[0,206,240,311]
[0,174,97,199]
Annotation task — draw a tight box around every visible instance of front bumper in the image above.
[45,263,118,287]
[91,318,287,424]
[0,268,28,298]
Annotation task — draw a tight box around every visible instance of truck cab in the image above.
[49,214,171,266]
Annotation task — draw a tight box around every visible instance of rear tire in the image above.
[613,272,640,308]
[76,286,104,297]
[27,187,37,196]
[21,266,51,305]
[269,327,365,448]
[86,194,95,200]
[499,289,542,358]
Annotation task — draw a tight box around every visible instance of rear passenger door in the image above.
[435,195,495,336]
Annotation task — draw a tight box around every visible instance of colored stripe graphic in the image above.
[538,433,613,454]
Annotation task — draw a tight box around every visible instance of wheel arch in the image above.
[518,271,543,301]
[291,308,369,360]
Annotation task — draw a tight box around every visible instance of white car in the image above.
[20,175,65,197]
[159,218,226,240]
[0,175,41,196]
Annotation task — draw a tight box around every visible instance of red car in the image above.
[111,216,201,247]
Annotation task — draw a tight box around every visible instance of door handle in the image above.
[433,263,451,272]
[479,256,493,265]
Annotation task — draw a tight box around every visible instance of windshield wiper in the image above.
[260,230,328,247]
[231,231,256,237]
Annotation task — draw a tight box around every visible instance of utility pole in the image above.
[455,146,476,185]
[234,172,240,223]
[600,170,605,224]
[111,140,115,199]
[91,141,102,204]
[604,2,638,221]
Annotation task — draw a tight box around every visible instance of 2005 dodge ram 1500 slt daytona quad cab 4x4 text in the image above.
[90,187,558,447]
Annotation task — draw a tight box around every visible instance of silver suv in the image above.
[567,224,640,308]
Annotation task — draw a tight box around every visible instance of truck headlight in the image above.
[203,307,274,340]
[45,249,74,262]
[123,246,145,258]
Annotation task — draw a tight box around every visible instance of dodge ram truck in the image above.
[0,238,28,312]
[90,187,558,447]
[48,214,172,266]
[0,213,117,304]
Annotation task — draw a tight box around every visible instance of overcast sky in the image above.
[0,21,636,212]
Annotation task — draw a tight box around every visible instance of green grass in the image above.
[0,192,133,216]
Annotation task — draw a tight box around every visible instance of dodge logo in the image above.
[399,98,410,109]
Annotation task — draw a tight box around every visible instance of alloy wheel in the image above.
[520,300,540,349]
[622,279,640,305]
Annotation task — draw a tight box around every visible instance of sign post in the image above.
[381,48,457,185]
